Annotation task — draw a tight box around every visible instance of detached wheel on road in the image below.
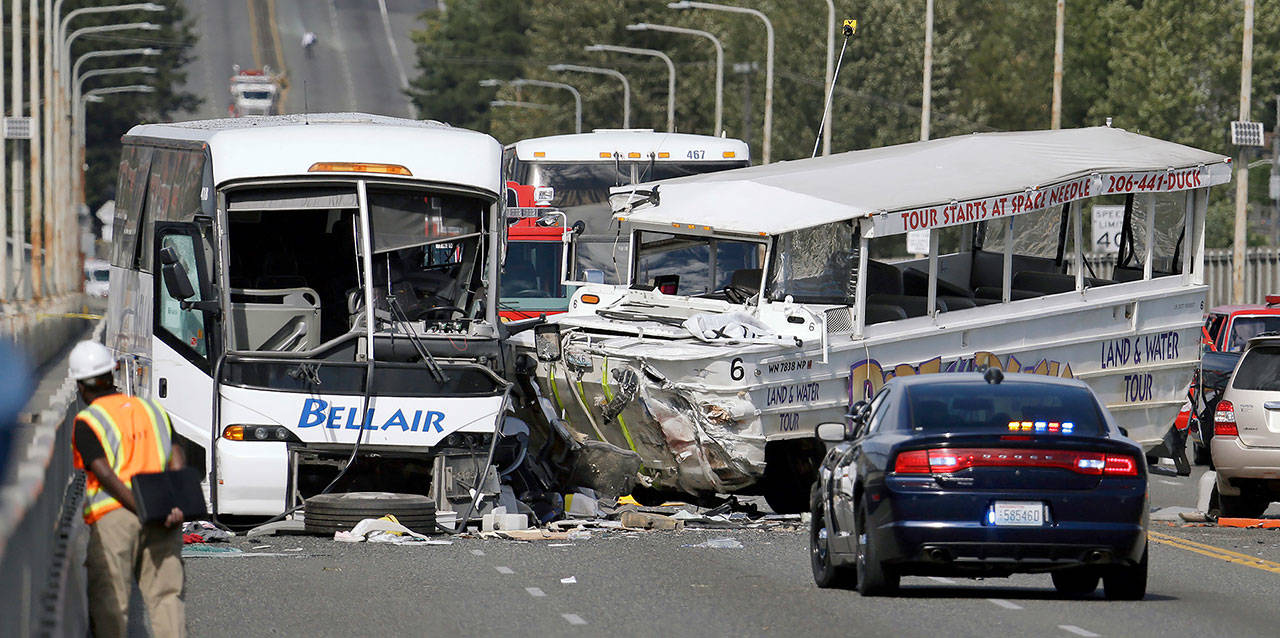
[303,492,438,536]
[810,487,855,588]
[1051,568,1099,596]
[1102,544,1148,601]
[854,499,898,596]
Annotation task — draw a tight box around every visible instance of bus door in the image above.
[152,221,221,464]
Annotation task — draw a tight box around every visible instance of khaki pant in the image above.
[85,507,186,638]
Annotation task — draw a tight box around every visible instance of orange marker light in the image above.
[723,151,736,158]
[222,425,245,441]
[308,162,412,176]
[658,152,670,158]
[627,152,642,159]
[599,152,612,158]
[533,151,546,158]
[580,294,600,304]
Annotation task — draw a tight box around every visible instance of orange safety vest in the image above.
[72,394,173,524]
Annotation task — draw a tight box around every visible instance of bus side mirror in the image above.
[159,246,196,302]
[533,323,562,362]
[816,422,848,442]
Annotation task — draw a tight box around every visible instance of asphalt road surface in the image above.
[181,0,426,120]
[182,466,1280,638]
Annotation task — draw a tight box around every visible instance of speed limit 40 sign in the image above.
[1091,205,1124,254]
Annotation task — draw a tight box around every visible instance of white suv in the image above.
[1211,334,1280,517]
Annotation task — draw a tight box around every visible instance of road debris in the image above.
[682,537,743,549]
[560,576,577,584]
[333,516,453,545]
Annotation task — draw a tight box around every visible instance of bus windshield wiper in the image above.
[386,295,449,385]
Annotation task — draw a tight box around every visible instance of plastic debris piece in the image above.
[336,518,453,544]
[566,530,592,541]
[617,495,641,506]
[548,543,574,547]
[252,545,271,550]
[620,511,683,531]
[560,576,577,584]
[683,537,743,549]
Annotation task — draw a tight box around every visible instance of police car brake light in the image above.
[892,449,931,474]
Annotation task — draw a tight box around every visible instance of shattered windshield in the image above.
[633,231,765,298]
[765,221,856,304]
[368,187,488,322]
[224,184,490,353]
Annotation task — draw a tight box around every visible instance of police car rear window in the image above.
[904,383,1105,435]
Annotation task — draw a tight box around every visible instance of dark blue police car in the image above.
[809,369,1148,598]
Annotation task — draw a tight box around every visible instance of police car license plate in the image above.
[993,501,1044,526]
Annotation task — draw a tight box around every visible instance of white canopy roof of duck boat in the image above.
[611,126,1232,238]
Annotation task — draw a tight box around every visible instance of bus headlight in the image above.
[222,425,297,442]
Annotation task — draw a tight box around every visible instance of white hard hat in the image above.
[69,341,116,381]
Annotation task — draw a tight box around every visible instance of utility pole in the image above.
[1273,95,1279,246]
[30,0,42,299]
[1052,0,1064,129]
[1233,0,1254,305]
[920,0,933,142]
[1,0,9,303]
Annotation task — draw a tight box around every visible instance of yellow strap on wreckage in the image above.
[600,356,638,454]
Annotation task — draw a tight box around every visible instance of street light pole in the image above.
[11,0,26,299]
[549,64,631,128]
[669,1,773,163]
[823,0,834,155]
[482,78,583,134]
[921,0,934,142]
[488,100,556,112]
[51,3,162,294]
[73,66,156,210]
[585,44,676,133]
[1051,0,1065,129]
[626,23,723,136]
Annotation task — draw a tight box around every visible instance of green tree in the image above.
[407,0,531,132]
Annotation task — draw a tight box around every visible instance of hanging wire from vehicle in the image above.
[812,19,858,159]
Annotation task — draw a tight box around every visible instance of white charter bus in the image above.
[105,114,517,522]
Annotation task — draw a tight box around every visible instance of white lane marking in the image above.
[375,0,413,117]
[928,576,956,584]
[494,566,514,575]
[562,614,587,626]
[1059,625,1100,637]
[525,587,546,598]
[1159,479,1179,486]
[987,598,1023,610]
[325,0,358,109]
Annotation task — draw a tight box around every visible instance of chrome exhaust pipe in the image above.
[925,548,951,562]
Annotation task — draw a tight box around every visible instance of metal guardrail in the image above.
[1080,248,1280,308]
[0,321,99,637]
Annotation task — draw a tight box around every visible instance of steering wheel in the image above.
[719,285,755,305]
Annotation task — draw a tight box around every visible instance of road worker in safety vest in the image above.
[69,340,187,638]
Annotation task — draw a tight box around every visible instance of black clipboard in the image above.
[130,468,208,523]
